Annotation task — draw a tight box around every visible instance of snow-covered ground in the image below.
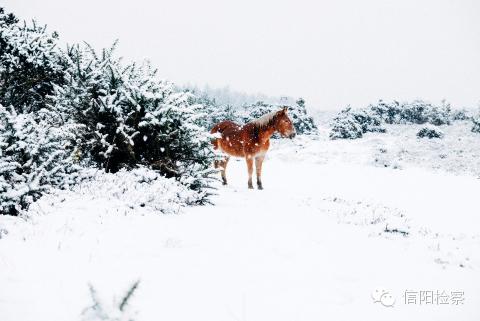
[1,121,480,321]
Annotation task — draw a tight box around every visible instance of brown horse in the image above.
[211,107,296,189]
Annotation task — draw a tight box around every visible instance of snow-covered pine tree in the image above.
[472,109,480,133]
[193,92,237,130]
[185,88,318,135]
[237,99,318,136]
[427,99,451,126]
[416,125,444,139]
[399,100,432,124]
[0,105,80,215]
[288,98,317,134]
[451,108,470,121]
[369,99,451,125]
[0,7,64,114]
[154,91,216,195]
[369,100,402,124]
[49,42,136,171]
[329,107,365,139]
[240,101,276,124]
[329,106,384,140]
[397,100,452,125]
[50,43,215,201]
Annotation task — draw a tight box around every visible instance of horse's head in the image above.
[275,107,296,139]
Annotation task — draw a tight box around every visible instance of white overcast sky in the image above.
[4,0,480,109]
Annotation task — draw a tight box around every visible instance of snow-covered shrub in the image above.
[331,99,453,139]
[0,8,64,113]
[240,101,276,124]
[426,100,452,126]
[416,125,444,139]
[451,109,471,121]
[472,111,480,133]
[329,108,363,139]
[194,92,238,129]
[0,9,81,215]
[329,107,385,139]
[288,98,317,134]
[82,281,140,321]
[369,100,403,124]
[195,92,317,135]
[399,100,434,124]
[40,167,202,214]
[50,43,216,200]
[370,99,451,125]
[241,99,317,134]
[0,105,80,215]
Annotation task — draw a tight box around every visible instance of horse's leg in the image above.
[255,155,265,190]
[221,156,230,185]
[246,155,254,189]
[215,157,230,185]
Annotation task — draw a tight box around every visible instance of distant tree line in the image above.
[191,89,317,135]
[330,99,479,140]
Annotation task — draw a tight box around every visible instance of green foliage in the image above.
[0,6,217,212]
[331,99,453,140]
[50,43,216,199]
[369,99,451,125]
[0,105,80,215]
[290,98,317,134]
[330,107,385,140]
[196,93,317,135]
[417,125,444,139]
[472,110,480,133]
[0,7,64,113]
[82,281,140,321]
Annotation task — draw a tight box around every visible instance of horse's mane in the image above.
[249,111,279,130]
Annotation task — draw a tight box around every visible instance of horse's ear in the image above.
[281,106,288,113]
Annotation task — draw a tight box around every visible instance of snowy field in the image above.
[1,121,480,321]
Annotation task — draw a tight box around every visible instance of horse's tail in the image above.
[210,123,222,150]
[211,120,237,150]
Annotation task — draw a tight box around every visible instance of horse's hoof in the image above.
[248,185,254,189]
[257,186,263,190]
[222,181,228,186]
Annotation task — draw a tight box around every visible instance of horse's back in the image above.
[210,120,245,157]
[211,120,240,135]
